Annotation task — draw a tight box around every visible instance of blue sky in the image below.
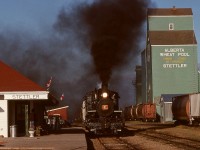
[0,0,199,60]
[0,0,199,110]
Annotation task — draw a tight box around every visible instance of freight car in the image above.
[81,84,124,135]
[124,103,156,122]
[172,93,200,125]
[136,103,156,122]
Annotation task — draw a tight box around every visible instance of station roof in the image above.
[149,30,197,45]
[0,60,46,92]
[148,8,193,16]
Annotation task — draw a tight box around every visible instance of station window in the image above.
[169,23,174,30]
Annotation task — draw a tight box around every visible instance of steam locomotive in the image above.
[81,84,124,135]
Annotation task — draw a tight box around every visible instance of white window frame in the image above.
[169,23,174,30]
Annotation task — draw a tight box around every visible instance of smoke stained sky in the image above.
[0,0,199,118]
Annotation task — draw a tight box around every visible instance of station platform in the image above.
[0,127,87,150]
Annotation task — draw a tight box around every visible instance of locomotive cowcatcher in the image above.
[81,84,124,135]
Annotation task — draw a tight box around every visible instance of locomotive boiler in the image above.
[81,84,124,134]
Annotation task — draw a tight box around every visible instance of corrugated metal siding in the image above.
[190,93,200,116]
[198,72,200,92]
[0,100,8,137]
[148,17,193,31]
[141,50,147,104]
[152,45,198,97]
[160,102,173,123]
[146,44,153,104]
[164,102,173,121]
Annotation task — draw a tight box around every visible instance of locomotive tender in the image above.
[81,84,124,134]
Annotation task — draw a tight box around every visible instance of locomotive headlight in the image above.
[102,92,108,98]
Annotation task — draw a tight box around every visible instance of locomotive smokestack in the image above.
[102,82,108,90]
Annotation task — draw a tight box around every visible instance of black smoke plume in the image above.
[0,0,153,119]
[81,0,151,85]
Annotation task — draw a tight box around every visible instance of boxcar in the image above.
[136,103,156,122]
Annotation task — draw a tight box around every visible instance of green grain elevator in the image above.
[142,7,198,116]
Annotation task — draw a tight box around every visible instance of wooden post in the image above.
[25,105,29,136]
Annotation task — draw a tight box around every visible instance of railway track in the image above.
[126,124,200,150]
[97,136,140,150]
[85,130,141,150]
[137,130,200,150]
[86,122,200,149]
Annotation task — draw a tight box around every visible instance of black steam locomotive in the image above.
[81,84,124,135]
